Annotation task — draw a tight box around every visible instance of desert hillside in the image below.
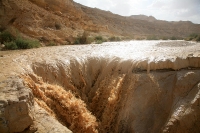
[78,3,200,38]
[0,0,110,45]
[1,0,200,45]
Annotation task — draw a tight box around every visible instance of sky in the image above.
[74,0,200,24]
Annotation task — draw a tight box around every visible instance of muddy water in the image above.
[1,40,200,76]
[1,40,200,132]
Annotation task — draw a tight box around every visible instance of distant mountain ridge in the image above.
[77,3,200,38]
[129,15,157,22]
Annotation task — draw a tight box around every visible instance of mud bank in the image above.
[1,41,200,132]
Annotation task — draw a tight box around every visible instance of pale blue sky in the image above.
[74,0,200,24]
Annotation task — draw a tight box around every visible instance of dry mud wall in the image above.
[21,57,200,133]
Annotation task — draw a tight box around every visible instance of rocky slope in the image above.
[1,0,200,45]
[0,0,109,44]
[0,40,200,132]
[78,3,200,38]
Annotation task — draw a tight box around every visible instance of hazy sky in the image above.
[74,0,200,24]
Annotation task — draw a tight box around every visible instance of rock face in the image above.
[0,77,34,133]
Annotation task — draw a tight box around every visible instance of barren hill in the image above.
[78,3,200,38]
[1,0,200,44]
[0,0,110,44]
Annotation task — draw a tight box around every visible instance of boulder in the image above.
[0,77,34,133]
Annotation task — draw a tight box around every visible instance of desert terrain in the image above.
[1,0,200,133]
[1,0,200,44]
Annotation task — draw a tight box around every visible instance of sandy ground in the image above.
[0,40,200,81]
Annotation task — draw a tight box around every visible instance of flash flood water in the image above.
[0,40,200,133]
